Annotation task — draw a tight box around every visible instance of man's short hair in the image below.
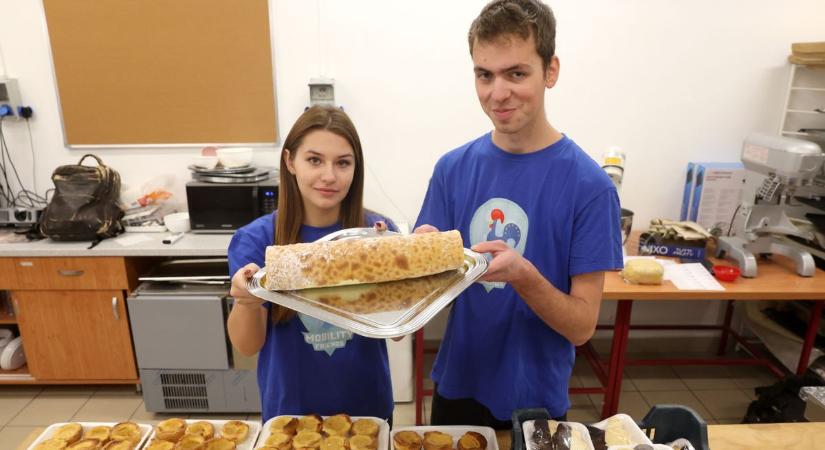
[468,0,556,70]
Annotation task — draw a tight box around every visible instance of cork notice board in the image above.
[43,0,278,146]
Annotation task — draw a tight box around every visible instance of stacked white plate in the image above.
[0,329,25,370]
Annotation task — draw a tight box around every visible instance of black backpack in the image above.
[40,154,124,244]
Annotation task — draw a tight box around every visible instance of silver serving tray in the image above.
[247,228,488,338]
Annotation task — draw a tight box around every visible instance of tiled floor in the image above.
[0,337,786,448]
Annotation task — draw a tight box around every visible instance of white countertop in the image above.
[0,232,232,257]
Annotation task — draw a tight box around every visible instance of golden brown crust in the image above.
[350,420,379,438]
[34,438,69,450]
[185,421,215,440]
[66,439,102,450]
[393,431,423,450]
[145,440,175,450]
[270,416,299,435]
[203,437,237,450]
[423,431,452,450]
[84,426,111,444]
[156,418,187,442]
[265,230,465,290]
[265,432,294,450]
[293,430,323,450]
[101,440,133,450]
[111,422,141,444]
[219,420,249,443]
[349,435,376,450]
[320,435,349,450]
[457,432,486,450]
[298,415,323,433]
[322,414,352,437]
[54,423,83,445]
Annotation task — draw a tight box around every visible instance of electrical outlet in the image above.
[0,78,22,120]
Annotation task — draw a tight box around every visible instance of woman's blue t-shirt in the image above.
[227,212,395,422]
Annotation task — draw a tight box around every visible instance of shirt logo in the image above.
[298,314,354,356]
[469,198,529,292]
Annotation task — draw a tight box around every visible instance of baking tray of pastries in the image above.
[255,414,389,450]
[390,426,498,450]
[247,228,488,339]
[27,421,151,450]
[143,418,261,450]
[522,414,658,450]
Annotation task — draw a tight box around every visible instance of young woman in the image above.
[227,106,395,422]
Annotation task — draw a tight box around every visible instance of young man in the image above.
[415,0,623,427]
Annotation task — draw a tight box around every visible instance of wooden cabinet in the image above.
[14,290,136,381]
[779,64,825,145]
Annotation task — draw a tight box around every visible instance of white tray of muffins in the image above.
[26,421,151,450]
[390,426,498,450]
[143,418,261,450]
[255,414,389,450]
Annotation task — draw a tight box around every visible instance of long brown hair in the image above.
[271,105,366,323]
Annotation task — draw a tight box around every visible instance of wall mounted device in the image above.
[0,78,21,118]
[309,78,335,107]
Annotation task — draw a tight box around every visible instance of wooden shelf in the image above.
[0,364,33,382]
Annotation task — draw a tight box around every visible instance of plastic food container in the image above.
[144,419,261,450]
[391,425,498,450]
[258,415,388,450]
[713,265,741,282]
[163,212,191,233]
[247,228,488,338]
[26,422,153,450]
[217,147,253,168]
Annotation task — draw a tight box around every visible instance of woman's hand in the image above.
[230,263,264,307]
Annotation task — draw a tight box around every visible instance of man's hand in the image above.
[413,224,439,234]
[230,263,264,307]
[472,240,529,285]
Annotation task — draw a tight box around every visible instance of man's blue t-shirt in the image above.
[415,133,623,419]
[228,212,395,422]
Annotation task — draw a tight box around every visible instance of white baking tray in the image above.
[256,415,389,450]
[143,419,261,450]
[247,228,488,338]
[26,422,152,450]
[390,425,499,450]
[523,419,594,450]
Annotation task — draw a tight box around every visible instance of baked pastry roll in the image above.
[393,431,422,450]
[66,439,102,450]
[186,421,215,440]
[320,435,348,450]
[204,437,237,450]
[145,440,175,450]
[349,435,376,450]
[265,230,464,290]
[457,432,486,450]
[156,418,186,442]
[293,431,323,450]
[54,423,83,445]
[84,426,111,444]
[423,432,452,450]
[34,439,69,450]
[220,421,249,443]
[175,433,205,449]
[322,414,352,436]
[351,419,379,437]
[298,415,323,433]
[270,416,299,435]
[101,441,132,450]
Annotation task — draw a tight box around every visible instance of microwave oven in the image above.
[186,180,278,233]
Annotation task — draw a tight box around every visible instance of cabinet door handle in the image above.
[58,269,84,277]
[112,297,120,320]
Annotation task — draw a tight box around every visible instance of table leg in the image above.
[797,300,824,375]
[717,300,735,356]
[602,300,633,418]
[415,328,424,425]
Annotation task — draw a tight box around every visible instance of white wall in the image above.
[2,0,824,334]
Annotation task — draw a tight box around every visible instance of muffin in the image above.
[350,435,377,450]
[156,418,187,442]
[66,439,102,450]
[111,422,142,445]
[34,439,69,450]
[270,416,299,436]
[53,423,83,445]
[423,432,452,450]
[298,415,323,433]
[293,431,323,450]
[457,432,486,450]
[322,414,352,437]
[351,419,378,438]
[393,431,423,450]
[175,433,206,450]
[204,437,236,450]
[320,435,349,450]
[265,432,294,450]
[186,421,215,440]
[84,426,111,444]
[220,420,249,443]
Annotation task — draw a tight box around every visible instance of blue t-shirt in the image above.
[228,211,396,422]
[415,133,623,419]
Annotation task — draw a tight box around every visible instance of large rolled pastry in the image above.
[265,230,464,290]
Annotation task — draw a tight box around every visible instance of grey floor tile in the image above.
[605,391,650,422]
[72,394,143,422]
[625,366,688,391]
[129,401,189,425]
[9,394,90,426]
[37,386,97,397]
[0,386,42,396]
[93,385,142,397]
[566,406,601,424]
[638,390,712,421]
[676,365,739,390]
[247,413,262,423]
[0,392,37,427]
[724,365,778,390]
[693,389,751,421]
[0,425,41,450]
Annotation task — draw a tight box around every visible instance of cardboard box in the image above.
[681,162,745,231]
